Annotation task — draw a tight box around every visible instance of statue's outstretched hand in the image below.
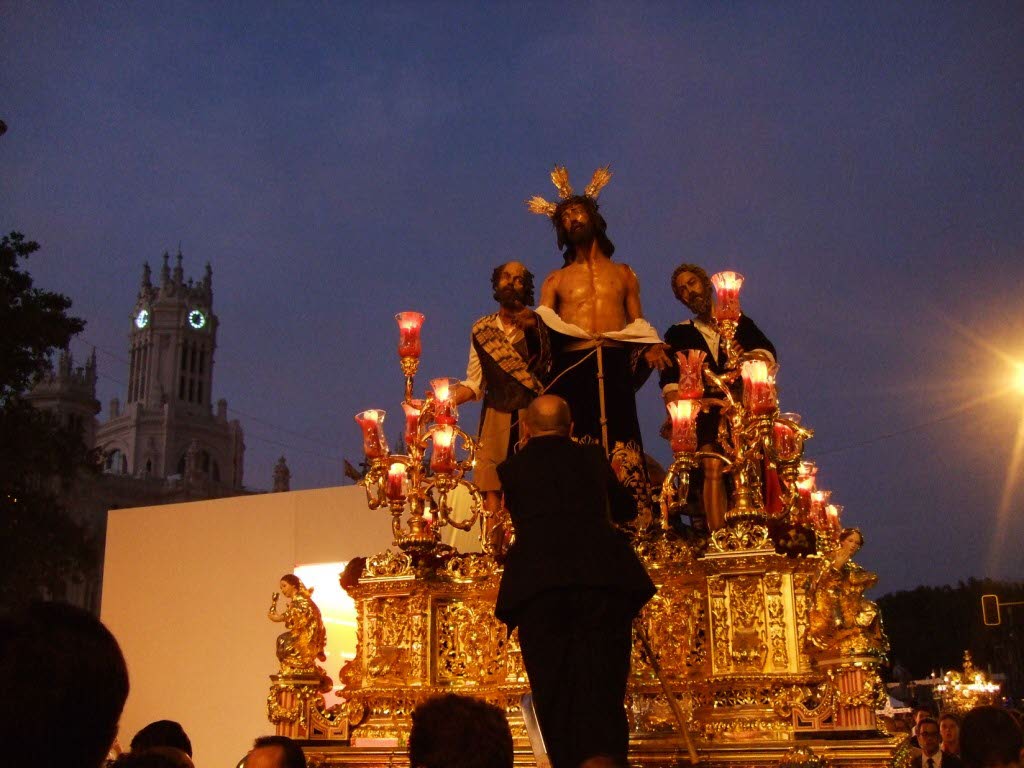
[512,308,538,330]
[644,343,672,370]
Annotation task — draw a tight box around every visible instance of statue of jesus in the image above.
[527,167,670,513]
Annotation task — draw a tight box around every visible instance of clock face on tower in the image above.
[188,309,207,329]
[135,308,150,328]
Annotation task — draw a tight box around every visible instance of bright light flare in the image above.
[1013,362,1024,394]
[294,562,357,707]
[989,405,1024,574]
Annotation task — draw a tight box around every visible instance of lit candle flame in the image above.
[431,378,451,402]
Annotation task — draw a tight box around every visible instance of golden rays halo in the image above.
[525,164,613,218]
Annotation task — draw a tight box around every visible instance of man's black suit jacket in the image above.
[911,753,963,768]
[658,313,776,388]
[494,435,656,629]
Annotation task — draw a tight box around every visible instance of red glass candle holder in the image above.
[667,398,700,453]
[826,503,842,532]
[711,271,744,322]
[811,489,830,528]
[402,399,423,448]
[431,377,459,426]
[741,359,777,415]
[676,349,706,398]
[430,426,456,473]
[795,460,817,523]
[395,312,425,359]
[772,412,802,459]
[386,461,406,501]
[354,409,388,460]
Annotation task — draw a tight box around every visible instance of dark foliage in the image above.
[0,232,95,608]
[0,232,85,404]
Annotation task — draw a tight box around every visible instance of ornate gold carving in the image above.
[365,596,414,681]
[729,576,767,669]
[634,533,696,567]
[699,716,795,739]
[831,665,886,710]
[709,521,771,553]
[794,577,810,662]
[364,549,414,578]
[628,690,695,734]
[636,583,707,676]
[267,673,351,741]
[435,599,509,682]
[443,552,498,581]
[787,679,838,725]
[268,676,320,727]
[777,745,831,768]
[770,684,814,718]
[708,575,731,672]
[764,572,789,669]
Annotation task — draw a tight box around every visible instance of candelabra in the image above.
[660,272,843,550]
[355,313,490,555]
[935,651,1002,714]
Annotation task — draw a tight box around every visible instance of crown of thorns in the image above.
[525,165,613,217]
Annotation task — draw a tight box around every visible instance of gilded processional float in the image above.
[264,272,907,768]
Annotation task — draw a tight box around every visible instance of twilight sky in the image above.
[3,1,1023,594]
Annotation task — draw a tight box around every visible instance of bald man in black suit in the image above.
[495,395,655,768]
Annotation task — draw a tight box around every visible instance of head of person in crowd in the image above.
[523,394,572,440]
[131,720,193,758]
[892,713,914,735]
[408,693,514,768]
[113,749,194,768]
[918,717,943,759]
[940,713,962,754]
[960,706,1023,768]
[0,600,129,768]
[244,735,307,768]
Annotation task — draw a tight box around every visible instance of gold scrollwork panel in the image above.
[433,598,510,684]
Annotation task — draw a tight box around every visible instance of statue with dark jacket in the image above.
[495,395,655,768]
[454,262,550,539]
[659,263,776,530]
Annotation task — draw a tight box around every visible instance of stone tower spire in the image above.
[97,249,243,488]
[24,348,101,449]
[173,248,184,285]
[273,456,291,493]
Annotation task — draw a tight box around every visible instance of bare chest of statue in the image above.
[554,258,629,335]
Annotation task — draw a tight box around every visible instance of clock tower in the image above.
[95,249,244,488]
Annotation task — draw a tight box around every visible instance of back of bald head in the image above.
[525,395,571,437]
